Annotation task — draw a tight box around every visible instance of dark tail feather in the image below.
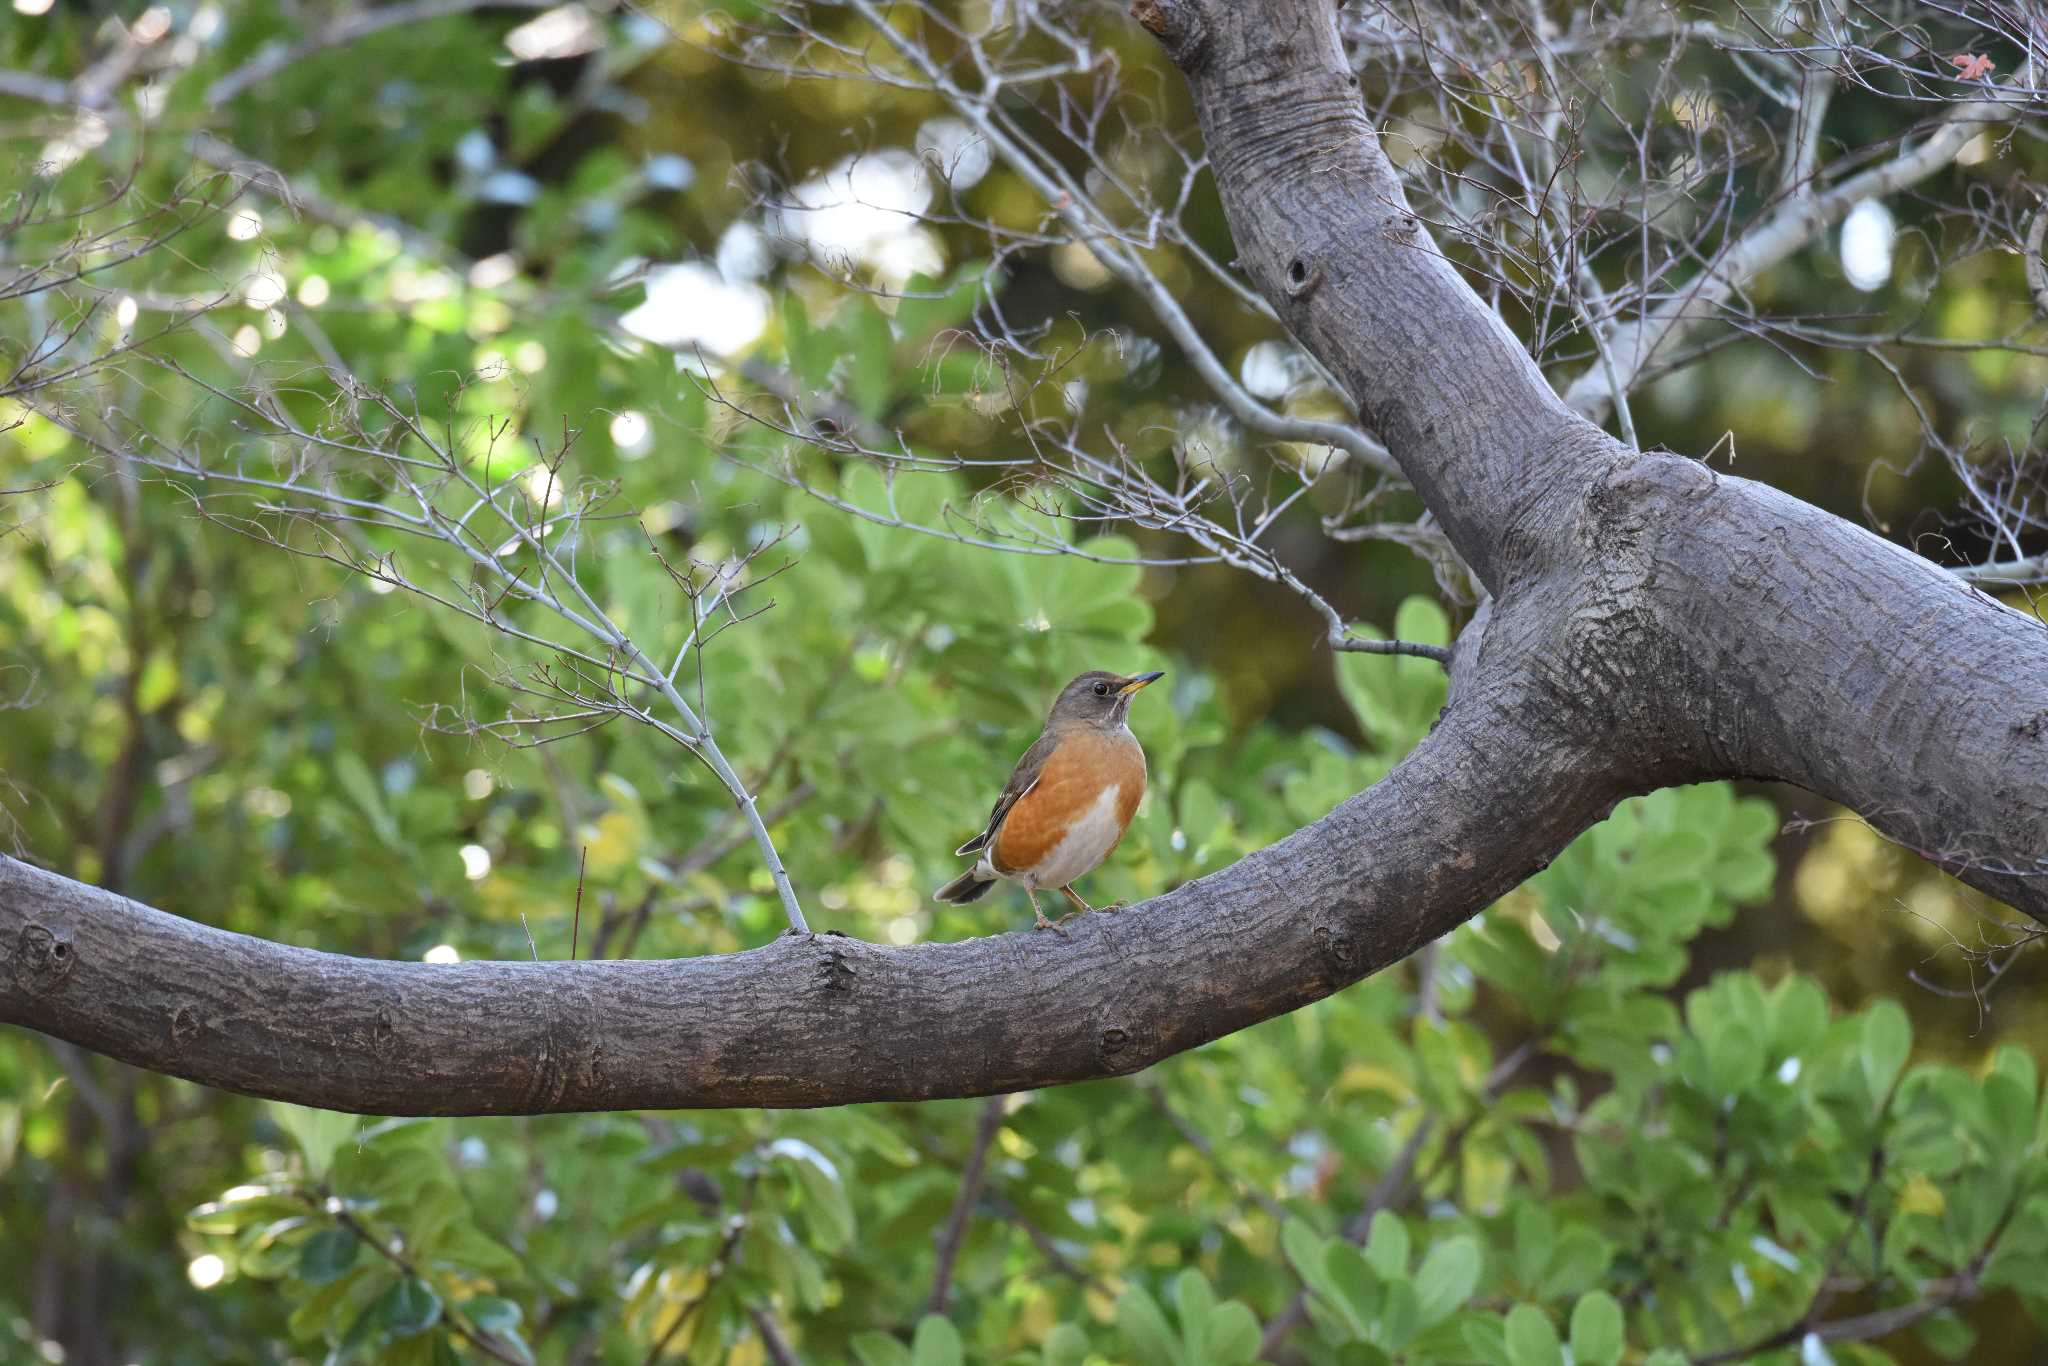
[934,868,998,904]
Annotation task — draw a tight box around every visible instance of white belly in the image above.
[1010,783,1125,890]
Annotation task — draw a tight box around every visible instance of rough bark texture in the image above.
[3,0,2044,1114]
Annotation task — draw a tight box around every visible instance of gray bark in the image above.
[3,0,2044,1114]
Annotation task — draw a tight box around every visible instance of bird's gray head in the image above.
[1045,670,1164,730]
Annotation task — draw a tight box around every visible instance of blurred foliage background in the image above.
[2,1,2047,1363]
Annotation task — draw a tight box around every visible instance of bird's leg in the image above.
[1028,887,1068,937]
[1055,884,1110,925]
[1056,885,1125,925]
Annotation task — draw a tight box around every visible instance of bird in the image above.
[934,669,1164,932]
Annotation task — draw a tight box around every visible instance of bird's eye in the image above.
[1092,681,1110,697]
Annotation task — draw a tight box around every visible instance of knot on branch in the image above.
[1095,1010,1156,1074]
[1312,924,1358,977]
[169,1003,202,1046]
[13,924,75,995]
[814,944,857,994]
[373,1004,399,1058]
[1129,0,1209,69]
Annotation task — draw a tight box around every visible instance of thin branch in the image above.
[837,0,1400,480]
[747,1305,801,1366]
[1565,96,2025,421]
[926,1097,1007,1316]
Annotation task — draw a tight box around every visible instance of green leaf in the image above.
[846,304,895,419]
[1568,1292,1624,1366]
[1320,1241,1381,1341]
[1334,596,1450,758]
[1173,1269,1215,1361]
[1511,1204,1554,1288]
[298,1227,360,1285]
[852,1332,915,1366]
[1705,1020,1766,1097]
[463,1295,522,1335]
[375,1276,443,1339]
[1983,1072,2037,1162]
[1861,1000,1912,1103]
[287,1265,369,1342]
[1042,1323,1090,1366]
[1206,1302,1260,1365]
[1768,977,1831,1058]
[1281,1218,1352,1328]
[1378,1277,1422,1351]
[1365,1210,1410,1280]
[1463,1316,1510,1366]
[771,1137,854,1251]
[1503,1305,1563,1366]
[432,1224,525,1282]
[912,1314,963,1366]
[1413,1234,1481,1324]
[1538,1228,1612,1299]
[1116,1285,1182,1366]
[269,1101,358,1181]
[1992,1043,2039,1107]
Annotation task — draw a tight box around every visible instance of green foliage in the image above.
[3,3,2046,1363]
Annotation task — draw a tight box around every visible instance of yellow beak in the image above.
[1118,671,1165,695]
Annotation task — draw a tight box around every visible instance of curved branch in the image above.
[0,661,1618,1114]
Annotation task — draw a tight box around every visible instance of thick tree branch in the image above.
[0,664,1619,1113]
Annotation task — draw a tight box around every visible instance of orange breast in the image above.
[991,730,1146,876]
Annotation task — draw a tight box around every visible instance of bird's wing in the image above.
[953,728,1057,856]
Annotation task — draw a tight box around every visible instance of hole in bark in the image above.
[1283,257,1322,301]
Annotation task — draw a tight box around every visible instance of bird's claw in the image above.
[1032,911,1070,938]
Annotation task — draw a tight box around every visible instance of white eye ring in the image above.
[1092,681,1110,696]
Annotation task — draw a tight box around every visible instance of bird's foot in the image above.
[1032,908,1070,938]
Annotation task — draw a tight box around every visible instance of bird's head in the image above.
[1046,670,1164,730]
